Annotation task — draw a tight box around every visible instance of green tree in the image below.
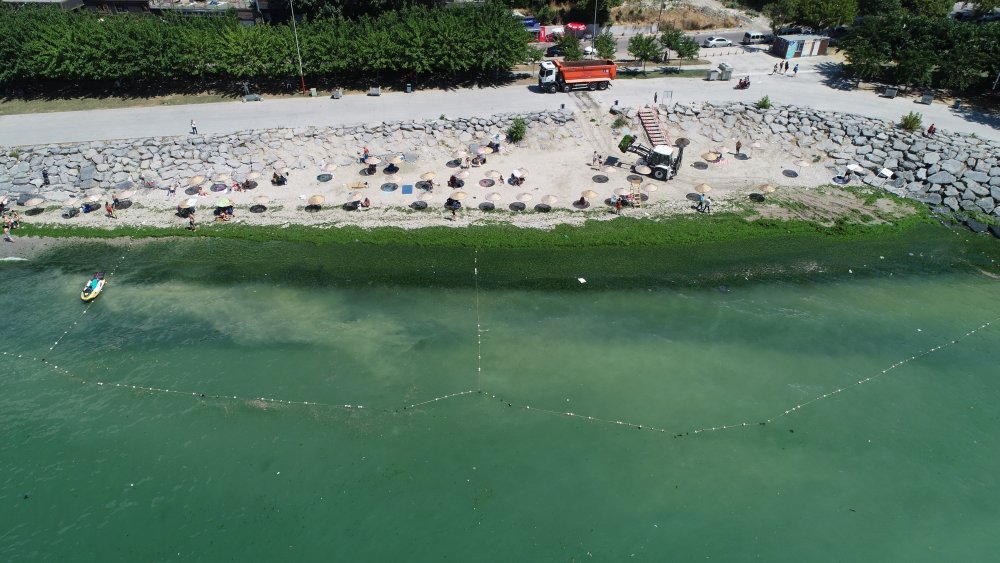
[526,45,543,69]
[857,0,902,16]
[627,34,662,72]
[900,0,953,17]
[658,27,683,63]
[594,31,617,60]
[765,0,858,30]
[559,33,584,61]
[674,36,700,62]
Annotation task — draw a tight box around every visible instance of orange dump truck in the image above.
[538,59,616,93]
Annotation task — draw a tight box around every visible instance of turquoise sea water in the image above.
[2,226,1000,561]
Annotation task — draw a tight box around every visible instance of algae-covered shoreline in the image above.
[8,212,998,291]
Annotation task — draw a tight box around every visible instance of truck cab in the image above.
[538,61,558,92]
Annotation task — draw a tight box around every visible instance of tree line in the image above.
[0,2,530,89]
[841,14,1000,92]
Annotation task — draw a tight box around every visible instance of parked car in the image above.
[545,45,563,57]
[776,26,814,35]
[741,31,774,44]
[702,37,734,48]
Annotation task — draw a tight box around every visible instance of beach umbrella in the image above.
[541,195,558,205]
[641,183,659,193]
[420,172,436,181]
[515,167,527,177]
[215,197,232,207]
[581,189,599,199]
[201,180,213,190]
[246,172,261,180]
[324,163,338,173]
[418,192,434,201]
[629,177,642,186]
[24,197,45,207]
[253,196,270,205]
[387,155,403,165]
[759,184,776,194]
[385,174,402,183]
[614,187,630,196]
[189,175,205,186]
[486,170,502,180]
[118,189,137,199]
[346,191,364,201]
[452,149,468,158]
[450,191,468,200]
[307,195,325,206]
[182,197,198,208]
[213,174,231,183]
[695,183,712,194]
[486,192,502,202]
[456,170,470,179]
[477,146,493,155]
[633,164,652,175]
[796,160,811,170]
[517,192,533,202]
[364,156,382,165]
[86,194,103,203]
[846,163,862,173]
[702,152,720,162]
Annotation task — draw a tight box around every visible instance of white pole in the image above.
[289,0,306,95]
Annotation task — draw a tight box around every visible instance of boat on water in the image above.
[81,272,105,302]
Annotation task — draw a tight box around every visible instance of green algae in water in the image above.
[2,225,1000,561]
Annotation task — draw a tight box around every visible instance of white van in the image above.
[742,31,773,45]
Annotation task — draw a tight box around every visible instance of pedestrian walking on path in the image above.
[190,119,198,134]
[735,140,742,156]
[3,225,13,243]
[42,170,49,185]
[793,64,799,77]
[592,151,600,168]
[772,63,778,75]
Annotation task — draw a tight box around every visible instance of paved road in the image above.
[1,53,996,146]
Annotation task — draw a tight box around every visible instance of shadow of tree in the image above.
[812,61,857,92]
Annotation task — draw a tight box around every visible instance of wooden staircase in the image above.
[637,107,670,147]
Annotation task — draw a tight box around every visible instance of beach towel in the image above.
[401,184,414,195]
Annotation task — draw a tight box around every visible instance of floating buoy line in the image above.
[3,244,997,438]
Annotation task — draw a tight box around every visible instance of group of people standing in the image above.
[772,61,799,76]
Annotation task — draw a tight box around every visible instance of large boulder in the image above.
[926,171,956,184]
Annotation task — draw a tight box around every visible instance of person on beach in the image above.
[772,63,778,75]
[3,225,13,243]
[703,196,713,213]
[362,197,370,209]
[105,201,117,219]
[187,213,197,231]
[112,192,120,209]
[735,140,742,156]
[926,123,937,136]
[614,198,622,215]
[793,63,799,76]
[592,151,600,168]
[42,170,50,186]
[190,119,198,134]
[167,183,177,197]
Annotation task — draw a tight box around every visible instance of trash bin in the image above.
[718,62,733,81]
[405,83,412,93]
[953,99,962,109]
[707,69,719,81]
[331,88,343,99]
[309,87,317,97]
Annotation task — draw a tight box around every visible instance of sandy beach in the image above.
[2,102,908,253]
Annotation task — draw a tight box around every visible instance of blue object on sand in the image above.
[401,184,414,195]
